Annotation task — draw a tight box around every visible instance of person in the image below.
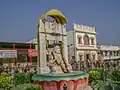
[63,84,67,90]
[24,68,27,73]
[77,61,81,71]
[33,68,37,74]
[15,68,19,73]
[11,68,15,77]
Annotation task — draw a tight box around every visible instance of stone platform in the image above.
[32,71,91,90]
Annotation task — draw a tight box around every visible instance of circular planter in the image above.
[32,71,89,90]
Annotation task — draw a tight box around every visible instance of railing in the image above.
[103,56,120,60]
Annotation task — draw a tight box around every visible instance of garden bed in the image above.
[89,69,120,90]
[0,72,33,90]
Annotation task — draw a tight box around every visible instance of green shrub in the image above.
[97,69,108,81]
[0,75,13,89]
[89,70,101,82]
[15,73,33,85]
[110,70,120,81]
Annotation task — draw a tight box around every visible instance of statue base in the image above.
[32,71,92,90]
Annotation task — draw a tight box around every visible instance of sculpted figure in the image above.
[47,46,71,74]
[47,46,63,74]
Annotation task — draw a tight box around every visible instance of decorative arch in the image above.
[76,79,85,90]
[83,34,89,45]
[38,9,67,25]
[77,35,82,38]
[90,36,94,39]
[49,81,57,90]
[67,80,74,90]
[43,82,50,90]
[59,80,68,90]
[79,53,83,55]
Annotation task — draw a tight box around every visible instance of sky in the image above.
[0,0,120,45]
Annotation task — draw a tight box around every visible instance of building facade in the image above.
[27,23,120,68]
[0,42,37,67]
[67,23,98,63]
[97,44,120,60]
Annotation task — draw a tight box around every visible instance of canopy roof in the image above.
[38,9,67,25]
[0,42,36,49]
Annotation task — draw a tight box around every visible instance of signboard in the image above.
[0,50,17,58]
[28,49,38,57]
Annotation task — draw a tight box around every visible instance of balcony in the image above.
[103,56,120,60]
[77,44,98,50]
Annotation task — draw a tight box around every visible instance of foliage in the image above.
[24,85,43,90]
[91,80,120,90]
[91,69,120,81]
[89,71,101,82]
[89,69,120,90]
[110,69,120,81]
[0,74,13,89]
[91,80,106,90]
[96,69,108,81]
[0,72,34,89]
[0,72,10,76]
[15,73,33,85]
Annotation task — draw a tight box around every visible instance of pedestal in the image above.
[32,71,89,90]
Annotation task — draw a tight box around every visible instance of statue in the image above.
[47,46,72,74]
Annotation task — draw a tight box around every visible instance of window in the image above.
[83,34,89,45]
[110,51,112,56]
[72,56,75,59]
[113,51,116,56]
[17,50,28,62]
[100,51,103,55]
[78,37,82,44]
[117,51,119,56]
[105,51,107,56]
[79,55,83,61]
[91,38,94,45]
[93,55,95,60]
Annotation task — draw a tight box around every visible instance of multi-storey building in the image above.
[67,23,98,63]
[97,44,120,68]
[97,44,120,60]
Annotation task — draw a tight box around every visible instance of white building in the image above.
[97,44,120,60]
[67,23,98,62]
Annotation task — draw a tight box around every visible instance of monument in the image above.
[32,9,90,90]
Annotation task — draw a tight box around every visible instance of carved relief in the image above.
[47,45,71,74]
